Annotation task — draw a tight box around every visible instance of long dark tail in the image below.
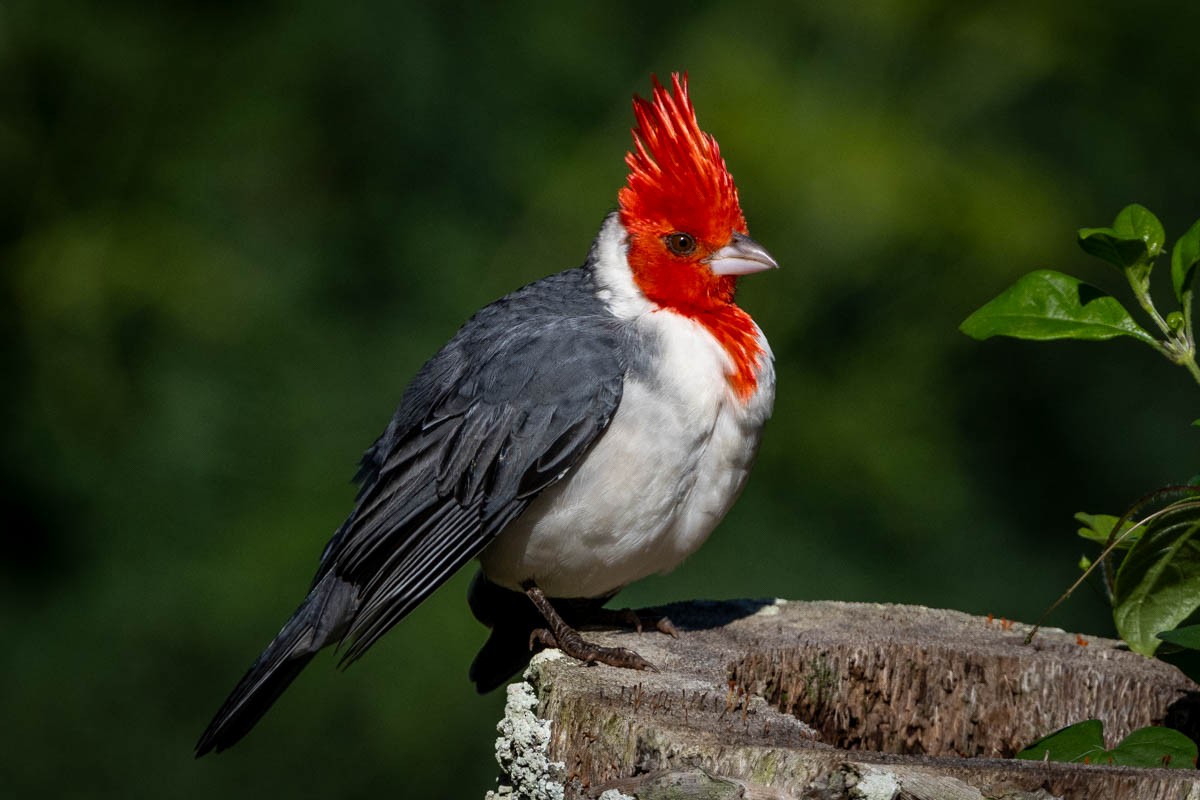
[195,572,357,756]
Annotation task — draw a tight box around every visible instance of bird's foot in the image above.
[579,606,679,638]
[523,581,659,672]
[528,627,657,671]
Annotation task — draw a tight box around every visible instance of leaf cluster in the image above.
[963,206,1200,656]
[962,204,1200,384]
[1076,494,1200,656]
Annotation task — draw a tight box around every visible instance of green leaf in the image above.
[1114,204,1167,259]
[1075,512,1143,549]
[1077,228,1149,271]
[1017,720,1197,769]
[1017,720,1105,763]
[1108,726,1197,769]
[1156,624,1200,650]
[1112,511,1200,656]
[961,270,1156,345]
[1078,204,1165,274]
[1171,219,1200,303]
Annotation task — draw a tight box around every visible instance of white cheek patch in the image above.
[591,214,655,320]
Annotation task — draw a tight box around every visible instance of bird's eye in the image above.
[665,232,697,256]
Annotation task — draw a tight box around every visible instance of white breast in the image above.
[478,215,775,598]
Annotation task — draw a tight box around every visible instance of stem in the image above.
[1130,276,1173,338]
[1153,336,1200,388]
[1182,289,1200,388]
[1181,352,1200,388]
[1128,275,1200,387]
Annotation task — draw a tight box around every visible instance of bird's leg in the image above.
[522,582,658,672]
[575,606,680,638]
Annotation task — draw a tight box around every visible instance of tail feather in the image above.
[195,573,356,756]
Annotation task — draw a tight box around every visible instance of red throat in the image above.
[618,73,764,402]
[692,305,764,402]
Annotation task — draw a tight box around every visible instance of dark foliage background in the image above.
[3,1,1198,796]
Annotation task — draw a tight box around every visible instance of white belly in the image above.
[479,310,774,598]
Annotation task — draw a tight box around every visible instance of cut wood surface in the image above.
[489,599,1200,800]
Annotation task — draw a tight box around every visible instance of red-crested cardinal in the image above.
[196,73,776,755]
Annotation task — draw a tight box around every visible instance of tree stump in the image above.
[485,600,1200,800]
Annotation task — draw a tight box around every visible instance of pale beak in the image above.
[707,232,779,276]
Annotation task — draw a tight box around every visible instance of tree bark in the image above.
[487,600,1200,800]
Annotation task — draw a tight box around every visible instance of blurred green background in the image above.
[4,0,1199,796]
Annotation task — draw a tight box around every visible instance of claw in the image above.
[655,616,680,638]
[618,608,644,634]
[579,606,679,638]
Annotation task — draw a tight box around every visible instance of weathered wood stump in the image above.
[486,600,1200,800]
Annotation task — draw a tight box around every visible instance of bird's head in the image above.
[618,73,777,314]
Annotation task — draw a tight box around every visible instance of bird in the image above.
[195,72,777,756]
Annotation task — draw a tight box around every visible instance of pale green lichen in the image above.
[852,769,901,800]
[485,679,565,800]
[747,748,780,784]
[754,599,788,617]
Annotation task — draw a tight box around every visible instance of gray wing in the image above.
[322,307,626,664]
[194,268,628,756]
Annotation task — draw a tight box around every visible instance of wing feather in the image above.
[314,275,627,665]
